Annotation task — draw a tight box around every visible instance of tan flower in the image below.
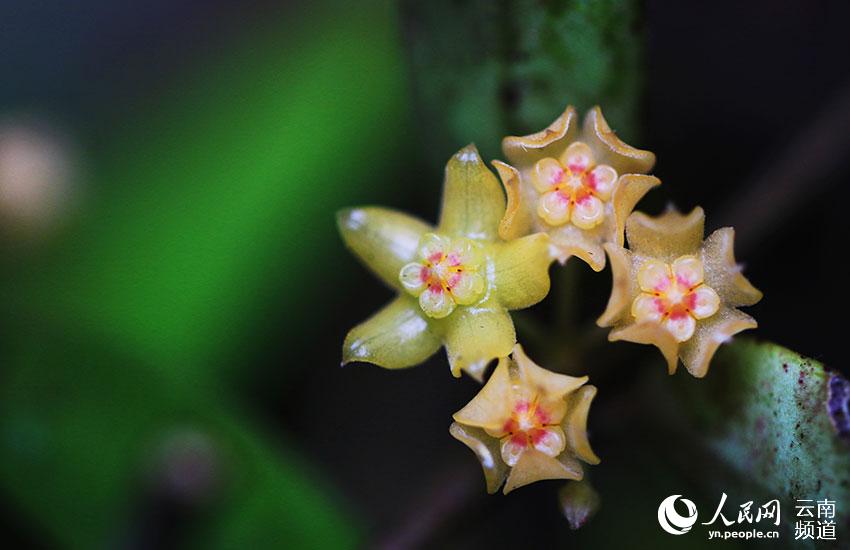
[450,345,599,494]
[493,105,659,271]
[597,207,762,377]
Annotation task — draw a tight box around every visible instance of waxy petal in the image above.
[493,234,553,310]
[419,287,455,319]
[691,285,720,319]
[631,293,664,323]
[337,207,431,289]
[533,426,567,458]
[503,449,582,494]
[626,207,705,261]
[493,160,533,241]
[701,227,763,307]
[438,145,505,242]
[399,262,427,295]
[562,385,601,465]
[597,244,638,326]
[609,322,680,374]
[500,435,526,467]
[449,271,485,306]
[452,357,514,430]
[611,174,661,248]
[449,423,509,494]
[679,307,757,378]
[342,297,441,369]
[538,190,571,226]
[582,106,656,175]
[571,195,604,229]
[418,232,451,262]
[532,157,566,192]
[513,344,587,401]
[665,314,696,343]
[672,255,704,288]
[588,165,617,200]
[445,303,515,380]
[637,258,671,293]
[559,142,593,174]
[502,105,580,168]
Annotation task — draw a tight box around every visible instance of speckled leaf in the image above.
[678,340,850,533]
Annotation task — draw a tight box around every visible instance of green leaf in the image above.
[675,340,850,533]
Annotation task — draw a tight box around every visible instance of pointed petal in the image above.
[449,423,509,494]
[513,344,587,401]
[701,227,763,307]
[493,160,534,241]
[445,302,515,380]
[559,142,594,173]
[672,255,704,287]
[438,145,505,241]
[503,449,583,494]
[588,165,617,201]
[337,207,431,289]
[502,105,580,168]
[493,234,553,310]
[679,307,757,378]
[549,226,607,271]
[531,157,566,193]
[453,357,513,430]
[342,296,441,369]
[609,322,680,374]
[610,174,661,248]
[597,243,638,326]
[538,190,571,226]
[665,314,696,343]
[582,106,655,174]
[562,385,601,465]
[571,195,605,230]
[626,206,705,261]
[690,286,720,319]
[419,287,455,319]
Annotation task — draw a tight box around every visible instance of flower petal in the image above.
[626,207,705,261]
[500,435,527,467]
[571,195,604,230]
[342,296,441,368]
[588,165,617,200]
[672,255,704,288]
[531,157,566,193]
[449,271,485,305]
[562,385,601,465]
[418,232,451,262]
[631,293,664,323]
[637,258,671,293]
[493,233,552,310]
[597,244,638,326]
[611,174,661,248]
[419,287,455,319]
[337,207,431,289]
[679,307,757,378]
[399,262,427,295]
[582,106,656,175]
[503,449,582,494]
[453,357,514,430]
[701,227,763,307]
[447,237,484,267]
[493,160,533,241]
[513,344,587,401]
[532,426,567,458]
[665,314,696,343]
[445,302,515,380]
[609,322,680,374]
[502,105,580,168]
[449,423,509,494]
[549,228,607,271]
[559,142,593,174]
[690,285,720,319]
[438,144,505,241]
[538,190,571,226]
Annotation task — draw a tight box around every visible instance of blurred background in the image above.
[2,0,849,548]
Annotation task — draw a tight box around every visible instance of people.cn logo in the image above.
[657,495,699,535]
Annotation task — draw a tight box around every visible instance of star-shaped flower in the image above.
[338,145,553,380]
[493,105,659,271]
[597,207,763,377]
[450,345,599,494]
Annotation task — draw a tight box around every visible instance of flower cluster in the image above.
[337,105,761,495]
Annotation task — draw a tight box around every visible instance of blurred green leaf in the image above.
[402,0,644,164]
